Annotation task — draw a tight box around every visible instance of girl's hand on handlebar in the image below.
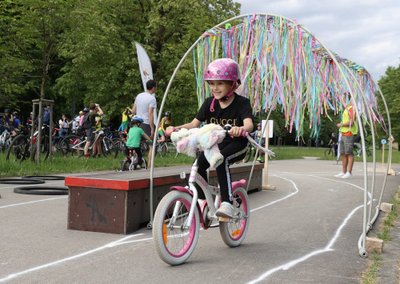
[165,126,176,137]
[229,126,247,138]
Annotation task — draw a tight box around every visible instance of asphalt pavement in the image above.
[0,158,399,283]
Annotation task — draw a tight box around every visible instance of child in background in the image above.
[125,115,152,169]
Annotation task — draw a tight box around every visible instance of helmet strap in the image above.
[208,81,238,112]
[219,82,237,101]
[210,97,216,112]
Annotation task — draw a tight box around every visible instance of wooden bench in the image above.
[65,163,263,234]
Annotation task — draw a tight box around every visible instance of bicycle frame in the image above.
[168,131,272,229]
[71,130,104,152]
[153,126,274,265]
[171,163,247,229]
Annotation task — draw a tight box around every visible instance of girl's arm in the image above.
[175,118,201,130]
[230,118,254,137]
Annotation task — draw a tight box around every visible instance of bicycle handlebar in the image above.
[220,127,275,158]
[172,124,275,158]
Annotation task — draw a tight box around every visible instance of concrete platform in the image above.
[65,163,264,234]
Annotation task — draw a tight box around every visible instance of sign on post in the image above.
[262,120,275,190]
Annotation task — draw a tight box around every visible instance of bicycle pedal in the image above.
[218,217,231,222]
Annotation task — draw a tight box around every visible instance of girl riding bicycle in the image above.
[168,58,254,218]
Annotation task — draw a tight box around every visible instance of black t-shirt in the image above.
[83,112,97,129]
[196,94,254,142]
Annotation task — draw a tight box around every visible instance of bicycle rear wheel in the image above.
[120,159,130,171]
[112,138,125,158]
[6,134,30,161]
[219,187,250,247]
[60,135,83,156]
[153,191,200,265]
[101,136,114,156]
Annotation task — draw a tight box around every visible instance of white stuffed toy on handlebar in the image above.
[170,124,274,167]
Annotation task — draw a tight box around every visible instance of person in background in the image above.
[327,132,338,157]
[0,114,5,133]
[58,114,69,138]
[80,108,89,127]
[118,107,132,133]
[255,123,265,163]
[4,109,13,131]
[26,112,33,128]
[12,112,21,129]
[334,97,358,179]
[72,111,83,134]
[83,103,99,158]
[92,104,104,157]
[132,79,157,168]
[42,106,50,125]
[158,127,166,143]
[125,115,152,169]
[160,111,172,132]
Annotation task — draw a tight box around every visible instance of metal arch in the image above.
[146,13,392,258]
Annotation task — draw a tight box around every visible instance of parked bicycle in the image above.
[60,128,114,157]
[152,125,273,265]
[353,142,372,157]
[0,129,11,152]
[6,125,54,161]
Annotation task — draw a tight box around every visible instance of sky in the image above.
[235,0,400,81]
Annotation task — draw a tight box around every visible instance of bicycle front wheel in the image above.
[219,187,250,247]
[157,143,168,157]
[153,190,200,266]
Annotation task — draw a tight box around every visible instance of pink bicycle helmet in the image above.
[204,58,241,111]
[204,58,241,83]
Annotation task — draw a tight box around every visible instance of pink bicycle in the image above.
[153,125,272,265]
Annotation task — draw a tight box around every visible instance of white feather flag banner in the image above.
[135,41,153,92]
[135,41,157,124]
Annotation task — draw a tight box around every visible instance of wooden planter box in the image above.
[65,163,263,234]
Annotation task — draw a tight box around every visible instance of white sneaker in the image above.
[215,202,236,218]
[334,172,345,178]
[342,172,352,179]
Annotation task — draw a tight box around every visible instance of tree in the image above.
[57,0,147,116]
[378,64,400,144]
[145,0,241,125]
[1,0,241,124]
[0,0,72,113]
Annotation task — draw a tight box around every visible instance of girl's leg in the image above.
[217,141,248,203]
[196,153,209,199]
[136,148,143,166]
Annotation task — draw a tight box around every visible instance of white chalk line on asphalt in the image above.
[247,174,368,284]
[250,174,299,212]
[0,234,151,283]
[0,174,298,282]
[0,196,67,209]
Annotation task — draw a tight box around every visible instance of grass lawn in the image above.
[0,146,398,178]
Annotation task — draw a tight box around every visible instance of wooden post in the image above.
[262,120,276,191]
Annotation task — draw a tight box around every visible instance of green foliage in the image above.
[2,0,396,148]
[378,64,400,143]
[0,0,73,115]
[0,0,240,121]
